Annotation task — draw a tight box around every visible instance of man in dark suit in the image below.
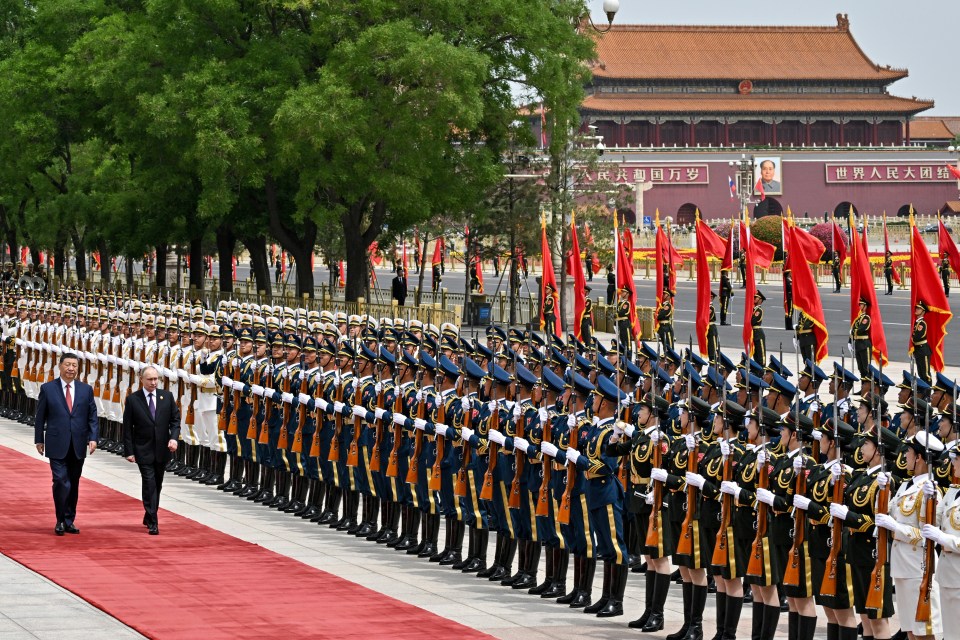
[34,352,99,536]
[123,365,181,535]
[392,268,408,306]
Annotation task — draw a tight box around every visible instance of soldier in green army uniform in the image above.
[850,297,872,388]
[616,287,632,358]
[883,251,895,295]
[940,252,951,297]
[751,291,766,366]
[831,251,842,292]
[796,311,816,365]
[579,287,594,346]
[707,292,720,364]
[719,269,733,325]
[656,290,675,351]
[912,301,932,385]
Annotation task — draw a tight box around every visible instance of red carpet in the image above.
[0,445,492,639]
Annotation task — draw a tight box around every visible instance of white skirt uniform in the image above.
[937,486,960,640]
[889,474,943,638]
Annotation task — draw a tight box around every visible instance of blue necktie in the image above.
[148,393,155,419]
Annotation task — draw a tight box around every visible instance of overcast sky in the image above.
[591,1,959,115]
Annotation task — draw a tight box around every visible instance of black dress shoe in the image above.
[511,574,536,590]
[253,490,272,503]
[439,551,461,567]
[628,610,651,629]
[417,543,437,559]
[366,527,386,541]
[488,565,509,581]
[203,474,224,486]
[355,522,375,538]
[317,511,336,526]
[55,522,65,536]
[63,523,80,534]
[300,506,320,520]
[148,526,159,535]
[393,536,415,551]
[282,500,304,514]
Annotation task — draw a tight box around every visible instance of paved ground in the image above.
[2,398,927,639]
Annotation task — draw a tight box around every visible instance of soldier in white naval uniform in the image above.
[922,440,960,640]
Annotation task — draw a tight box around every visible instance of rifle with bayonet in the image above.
[821,354,846,596]
[784,337,808,586]
[916,374,936,624]
[677,337,698,556]
[866,359,891,608]
[369,361,386,473]
[291,354,308,454]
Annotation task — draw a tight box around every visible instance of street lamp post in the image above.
[583,0,621,33]
[728,154,756,216]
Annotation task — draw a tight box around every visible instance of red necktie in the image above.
[65,383,73,412]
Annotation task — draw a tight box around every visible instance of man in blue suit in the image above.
[34,352,99,536]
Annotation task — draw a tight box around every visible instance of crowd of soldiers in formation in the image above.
[2,288,959,640]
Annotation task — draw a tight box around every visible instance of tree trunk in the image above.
[125,256,134,287]
[53,241,66,281]
[98,241,111,285]
[216,224,236,293]
[415,231,428,307]
[264,174,316,299]
[239,234,271,297]
[188,237,204,290]
[6,232,17,267]
[343,222,368,302]
[71,232,86,283]
[155,244,167,288]
[30,247,40,268]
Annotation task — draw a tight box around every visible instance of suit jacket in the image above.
[34,379,99,460]
[122,389,181,465]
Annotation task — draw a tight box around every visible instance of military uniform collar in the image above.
[866,463,883,475]
[441,387,456,397]
[910,472,931,487]
[643,424,659,436]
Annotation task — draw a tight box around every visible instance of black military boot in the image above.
[440,518,464,566]
[489,536,516,581]
[556,554,582,604]
[640,571,670,632]
[466,527,488,573]
[418,513,440,558]
[338,491,358,531]
[394,506,419,550]
[721,596,743,640]
[529,545,555,595]
[569,557,596,608]
[597,563,628,617]
[796,615,818,640]
[406,511,428,554]
[355,496,376,537]
[301,481,321,520]
[379,502,401,544]
[254,468,274,503]
[189,449,208,481]
[237,461,259,496]
[760,604,781,640]
[430,517,452,562]
[681,584,707,640]
[368,498,388,540]
[318,486,340,524]
[271,473,290,510]
[542,549,569,598]
[291,477,311,515]
[710,591,727,640]
[512,541,540,590]
[206,452,227,486]
[452,523,474,569]
[583,561,611,614]
[477,533,504,579]
[501,539,527,586]
[667,581,693,640]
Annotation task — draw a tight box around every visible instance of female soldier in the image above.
[921,441,960,640]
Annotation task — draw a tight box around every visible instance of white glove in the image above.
[876,471,890,489]
[233,380,245,391]
[874,513,898,532]
[514,437,529,452]
[512,403,522,419]
[756,488,776,506]
[620,396,631,407]
[650,429,660,444]
[189,374,201,385]
[461,427,474,441]
[53,345,62,354]
[107,354,116,365]
[830,463,842,484]
[567,414,576,428]
[720,440,730,457]
[251,384,264,397]
[756,448,767,465]
[720,481,741,499]
[316,398,329,412]
[414,418,428,431]
[793,495,811,511]
[392,413,406,425]
[281,392,294,404]
[651,468,668,483]
[488,400,497,413]
[131,361,142,372]
[434,423,448,437]
[922,480,936,497]
[812,431,822,442]
[166,368,178,382]
[793,455,804,472]
[685,434,696,451]
[566,448,581,465]
[792,337,799,350]
[538,407,549,424]
[374,382,382,394]
[846,341,853,355]
[829,503,849,522]
[488,430,506,445]
[374,408,387,420]
[298,393,311,405]
[222,376,234,387]
[232,358,241,368]
[352,405,367,418]
[416,390,424,402]
[623,424,637,438]
[685,472,705,489]
[333,401,345,414]
[921,524,946,545]
[613,421,624,436]
[644,492,654,505]
[592,416,600,426]
[461,397,471,412]
[541,442,559,458]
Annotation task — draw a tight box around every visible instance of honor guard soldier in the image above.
[542,283,557,338]
[850,297,872,386]
[940,253,951,297]
[913,301,932,385]
[795,311,816,364]
[831,251,842,292]
[920,442,960,640]
[782,260,794,330]
[884,251,895,295]
[656,290,675,351]
[454,356,491,573]
[707,292,720,363]
[751,291,766,366]
[738,250,747,288]
[579,287,594,345]
[615,288,632,359]
[719,269,733,325]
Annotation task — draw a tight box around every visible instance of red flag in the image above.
[590,253,600,275]
[883,215,902,285]
[402,241,408,283]
[475,252,484,294]
[832,222,847,270]
[232,256,237,281]
[910,220,952,372]
[431,238,443,290]
[208,257,213,278]
[850,216,888,366]
[615,215,639,345]
[694,217,725,355]
[622,227,634,261]
[338,261,345,287]
[755,178,765,201]
[738,222,776,269]
[540,219,561,337]
[280,251,286,278]
[655,216,684,330]
[721,220,736,271]
[947,164,960,180]
[787,223,829,363]
[939,218,960,283]
[570,212,587,340]
[742,214,757,355]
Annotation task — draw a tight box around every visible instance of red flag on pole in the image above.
[849,213,888,366]
[539,217,561,337]
[431,238,443,290]
[475,252,484,294]
[755,178,765,201]
[787,221,830,363]
[883,214,902,285]
[338,261,345,287]
[721,218,736,271]
[615,213,639,346]
[570,211,587,341]
[232,256,237,282]
[695,213,727,356]
[832,221,847,269]
[910,216,952,372]
[737,222,775,269]
[947,164,960,180]
[402,240,408,283]
[742,212,757,356]
[938,218,960,283]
